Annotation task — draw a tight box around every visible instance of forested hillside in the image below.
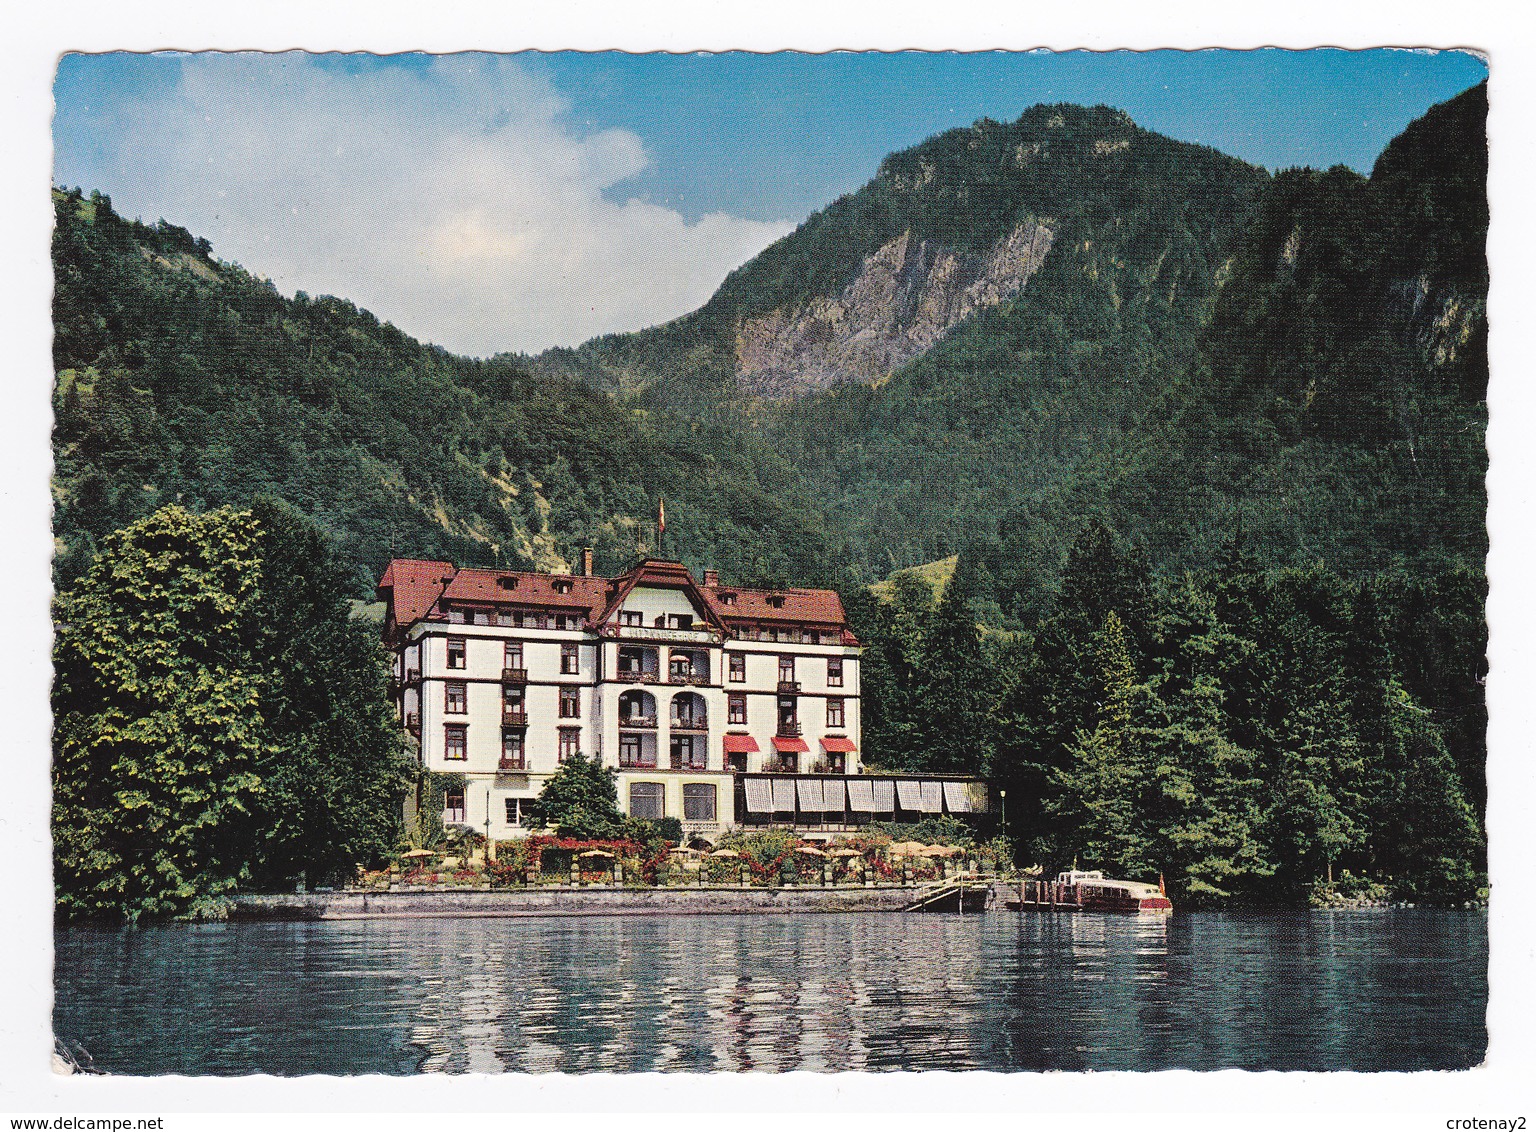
[50,191,837,592]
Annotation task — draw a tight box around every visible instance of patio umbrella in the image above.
[887,840,929,856]
[795,845,827,857]
[709,848,741,859]
[925,844,965,857]
[400,849,435,859]
[577,848,614,859]
[827,848,863,858]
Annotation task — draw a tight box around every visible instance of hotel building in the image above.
[379,553,986,841]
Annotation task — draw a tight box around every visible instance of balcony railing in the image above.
[617,665,664,684]
[501,667,528,684]
[776,719,802,737]
[671,717,709,733]
[670,672,710,685]
[498,756,526,771]
[405,712,420,735]
[766,757,799,774]
[670,756,710,771]
[619,754,658,769]
[777,680,801,694]
[619,714,657,729]
[502,709,529,727]
[405,669,421,684]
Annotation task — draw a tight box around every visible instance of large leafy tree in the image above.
[53,503,412,921]
[53,506,268,921]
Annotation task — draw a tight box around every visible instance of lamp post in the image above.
[484,783,495,864]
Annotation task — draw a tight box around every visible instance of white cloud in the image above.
[67,53,792,355]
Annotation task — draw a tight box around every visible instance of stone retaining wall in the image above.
[232,885,933,920]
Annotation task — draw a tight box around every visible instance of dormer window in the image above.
[497,577,518,590]
[620,610,642,627]
[719,592,737,606]
[554,579,572,595]
[767,595,785,609]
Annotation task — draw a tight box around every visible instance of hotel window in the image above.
[620,610,642,626]
[827,697,845,728]
[444,788,466,823]
[473,609,492,626]
[504,798,528,827]
[503,684,524,710]
[447,606,465,624]
[501,729,524,768]
[668,613,694,629]
[559,686,580,718]
[827,657,843,687]
[629,782,664,820]
[444,724,467,761]
[561,643,579,675]
[554,613,570,631]
[447,636,466,669]
[728,652,745,682]
[558,728,580,763]
[778,656,795,683]
[445,682,467,714]
[620,734,647,767]
[728,693,747,724]
[671,735,705,770]
[504,642,522,668]
[683,783,717,822]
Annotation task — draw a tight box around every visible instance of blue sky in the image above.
[53,49,1487,355]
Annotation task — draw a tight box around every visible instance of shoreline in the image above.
[231,884,955,920]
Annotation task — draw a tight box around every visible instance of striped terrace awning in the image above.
[744,778,774,813]
[771,777,797,811]
[920,781,943,813]
[796,778,826,810]
[943,780,972,813]
[872,778,896,812]
[896,779,923,810]
[846,779,876,813]
[822,778,847,810]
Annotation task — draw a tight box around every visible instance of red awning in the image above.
[722,733,760,753]
[820,736,857,753]
[772,736,810,753]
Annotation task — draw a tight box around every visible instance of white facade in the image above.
[383,558,862,842]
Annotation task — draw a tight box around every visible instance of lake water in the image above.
[54,908,1486,1074]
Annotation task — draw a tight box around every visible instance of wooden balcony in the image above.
[777,680,801,694]
[405,712,420,736]
[501,667,528,684]
[670,717,709,733]
[670,672,710,686]
[405,669,421,684]
[498,756,526,771]
[619,714,657,729]
[619,755,658,769]
[776,719,802,737]
[502,709,529,727]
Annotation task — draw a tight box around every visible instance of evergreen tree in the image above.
[527,753,627,839]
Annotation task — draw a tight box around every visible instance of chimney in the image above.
[580,547,594,577]
[703,568,719,587]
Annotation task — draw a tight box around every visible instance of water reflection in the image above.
[54,909,1486,1075]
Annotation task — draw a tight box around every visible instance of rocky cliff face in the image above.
[733,221,1055,398]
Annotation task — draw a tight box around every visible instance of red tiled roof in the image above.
[700,584,848,628]
[376,559,455,627]
[377,557,856,642]
[443,566,612,621]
